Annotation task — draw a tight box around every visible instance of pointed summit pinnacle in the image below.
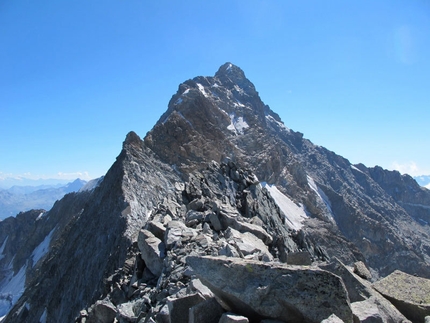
[215,62,246,80]
[214,62,257,96]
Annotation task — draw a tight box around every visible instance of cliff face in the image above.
[1,63,429,322]
[3,133,181,323]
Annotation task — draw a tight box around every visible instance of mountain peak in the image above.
[215,62,246,79]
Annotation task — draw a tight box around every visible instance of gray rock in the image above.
[189,297,224,323]
[186,256,353,323]
[145,220,166,241]
[166,293,205,323]
[372,270,430,322]
[87,300,117,323]
[219,313,249,323]
[155,304,169,323]
[351,299,383,323]
[117,302,138,322]
[353,262,372,280]
[224,227,273,261]
[218,207,272,245]
[425,316,430,323]
[320,259,411,323]
[321,314,345,323]
[164,221,186,249]
[286,251,312,266]
[137,229,166,277]
[189,278,215,299]
[209,213,223,231]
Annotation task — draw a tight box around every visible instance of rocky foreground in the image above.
[70,161,427,323]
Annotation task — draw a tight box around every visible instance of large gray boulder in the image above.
[320,259,411,323]
[137,229,166,277]
[372,270,430,322]
[351,299,383,323]
[186,255,353,323]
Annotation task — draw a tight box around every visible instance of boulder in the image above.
[320,259,411,323]
[219,312,249,323]
[145,220,166,241]
[224,227,273,261]
[321,314,345,323]
[166,293,205,323]
[218,207,272,244]
[372,270,430,322]
[164,221,185,249]
[186,256,353,323]
[137,229,166,277]
[351,299,383,323]
[189,297,225,323]
[87,300,117,323]
[353,261,372,280]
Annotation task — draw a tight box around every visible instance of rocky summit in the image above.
[0,63,430,323]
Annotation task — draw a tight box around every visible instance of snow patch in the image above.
[31,228,55,266]
[174,97,183,105]
[35,212,45,221]
[196,83,209,98]
[265,115,290,131]
[177,112,193,127]
[233,100,245,108]
[227,114,249,135]
[79,176,104,192]
[307,176,334,219]
[0,265,27,317]
[351,165,365,174]
[39,308,47,323]
[263,183,307,230]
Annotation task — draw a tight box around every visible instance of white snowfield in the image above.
[0,227,55,319]
[227,113,249,135]
[307,175,334,220]
[263,183,308,230]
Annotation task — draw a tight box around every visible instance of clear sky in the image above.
[1,0,429,182]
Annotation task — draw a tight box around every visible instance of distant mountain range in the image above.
[415,175,430,189]
[0,177,72,190]
[0,179,88,219]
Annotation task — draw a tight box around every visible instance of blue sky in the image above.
[1,0,429,181]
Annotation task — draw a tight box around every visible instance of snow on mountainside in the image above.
[0,179,88,219]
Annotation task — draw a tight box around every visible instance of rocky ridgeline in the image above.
[74,160,422,323]
[1,63,430,322]
[144,63,430,279]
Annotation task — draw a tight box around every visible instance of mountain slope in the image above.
[145,62,430,278]
[1,63,429,322]
[3,133,181,322]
